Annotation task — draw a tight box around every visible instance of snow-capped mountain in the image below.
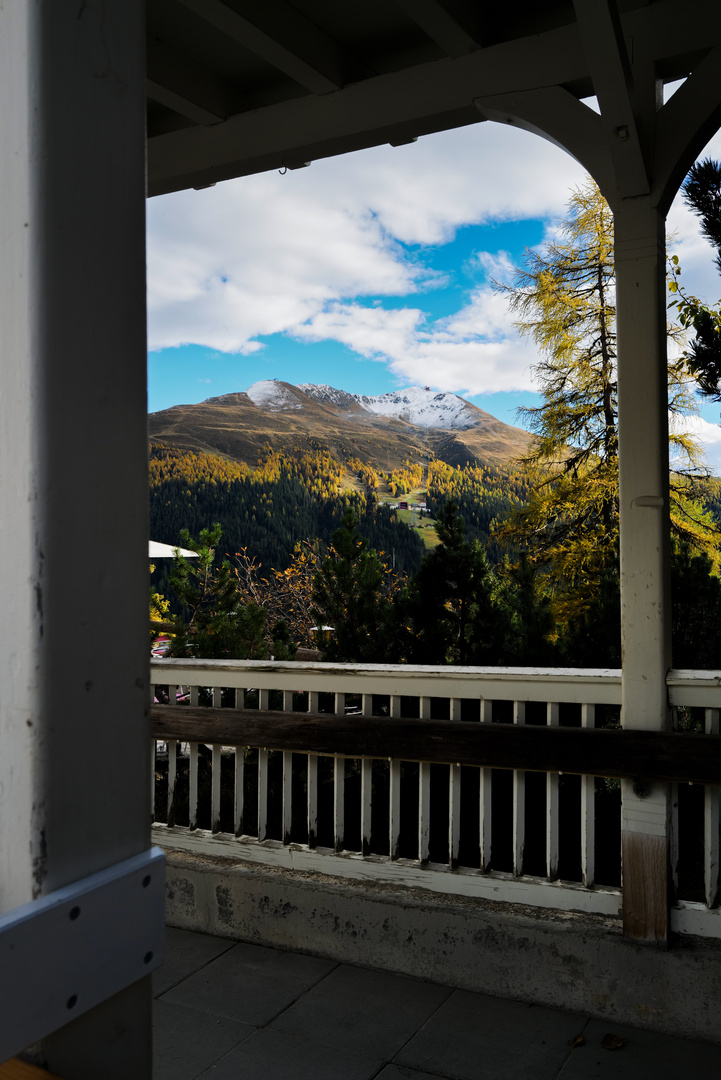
[299,383,477,429]
[150,379,532,470]
[245,380,304,410]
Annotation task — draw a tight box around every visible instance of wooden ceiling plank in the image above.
[572,0,650,197]
[175,0,369,94]
[393,0,482,58]
[147,37,237,124]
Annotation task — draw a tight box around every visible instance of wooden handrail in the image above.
[150,705,721,786]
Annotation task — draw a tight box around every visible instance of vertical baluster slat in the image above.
[670,779,680,902]
[441,699,461,870]
[167,738,178,827]
[513,700,526,876]
[389,758,401,860]
[282,690,293,845]
[668,707,680,902]
[234,689,245,836]
[334,693,345,852]
[307,691,319,848]
[361,694,373,856]
[418,761,431,864]
[257,748,269,841]
[257,686,269,840]
[189,742,199,831]
[389,693,402,860]
[211,743,222,833]
[188,683,200,831]
[448,764,461,870]
[210,687,222,833]
[151,737,157,822]
[546,702,559,880]
[479,698,492,872]
[705,708,720,908]
[334,757,345,853]
[581,703,595,887]
[234,748,245,836]
[418,695,432,864]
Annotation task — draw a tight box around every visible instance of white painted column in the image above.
[0,1,151,1074]
[614,198,672,944]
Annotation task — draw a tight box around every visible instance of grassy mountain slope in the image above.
[148,382,532,473]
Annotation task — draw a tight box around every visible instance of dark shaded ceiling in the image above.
[146,0,718,197]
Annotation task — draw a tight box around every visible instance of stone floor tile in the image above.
[196,1028,385,1080]
[396,990,587,1080]
[160,940,337,1026]
[154,928,236,997]
[152,1000,255,1080]
[269,963,452,1059]
[557,1019,721,1080]
[377,1066,457,1080]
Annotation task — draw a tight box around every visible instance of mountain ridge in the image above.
[148,380,533,472]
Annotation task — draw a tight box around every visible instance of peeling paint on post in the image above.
[615,198,672,946]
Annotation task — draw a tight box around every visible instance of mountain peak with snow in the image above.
[245,380,304,410]
[299,383,477,430]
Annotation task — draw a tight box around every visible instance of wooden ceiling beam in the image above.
[147,37,240,125]
[393,0,482,58]
[148,22,585,194]
[175,0,371,95]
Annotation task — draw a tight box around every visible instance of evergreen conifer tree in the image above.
[497,178,715,621]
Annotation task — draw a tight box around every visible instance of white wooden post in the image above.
[0,1,151,1073]
[615,198,672,944]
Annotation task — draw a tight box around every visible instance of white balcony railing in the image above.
[150,660,721,938]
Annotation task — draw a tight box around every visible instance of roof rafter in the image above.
[393,0,482,58]
[175,0,372,94]
[147,37,241,125]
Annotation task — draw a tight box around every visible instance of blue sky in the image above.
[147,120,721,467]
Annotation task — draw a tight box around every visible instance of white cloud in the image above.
[147,122,586,377]
[674,414,721,476]
[147,118,721,400]
[291,287,536,394]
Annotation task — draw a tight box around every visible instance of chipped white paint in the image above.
[155,824,622,917]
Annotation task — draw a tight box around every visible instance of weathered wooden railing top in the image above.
[150,659,721,707]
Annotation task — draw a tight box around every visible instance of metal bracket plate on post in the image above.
[0,847,165,1063]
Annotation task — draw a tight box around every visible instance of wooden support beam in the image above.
[147,22,587,195]
[572,0,650,197]
[394,0,482,58]
[147,38,241,124]
[150,706,721,785]
[175,0,372,94]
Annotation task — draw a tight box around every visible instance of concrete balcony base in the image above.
[163,849,721,1045]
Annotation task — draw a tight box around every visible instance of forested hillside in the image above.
[425,460,531,560]
[149,444,426,601]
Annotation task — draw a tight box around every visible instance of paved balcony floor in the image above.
[154,928,719,1080]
